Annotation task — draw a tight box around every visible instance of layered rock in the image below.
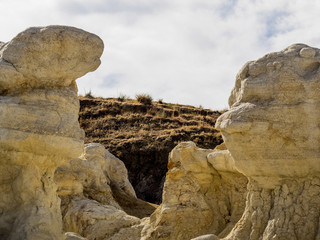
[216,44,320,239]
[0,26,103,240]
[55,143,156,240]
[142,142,247,240]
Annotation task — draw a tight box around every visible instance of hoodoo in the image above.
[0,26,103,240]
[216,44,320,240]
[1,26,319,240]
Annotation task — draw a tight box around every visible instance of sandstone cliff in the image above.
[0,26,103,240]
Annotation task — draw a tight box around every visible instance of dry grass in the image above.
[78,96,223,204]
[136,93,153,105]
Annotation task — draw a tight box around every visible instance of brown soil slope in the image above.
[79,96,223,204]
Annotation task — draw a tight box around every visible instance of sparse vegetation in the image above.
[166,103,173,109]
[85,90,94,99]
[136,93,153,105]
[118,93,129,102]
[78,96,223,204]
[158,98,163,104]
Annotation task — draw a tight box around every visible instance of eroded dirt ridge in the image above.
[79,97,223,204]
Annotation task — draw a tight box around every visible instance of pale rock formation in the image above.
[56,143,154,240]
[55,142,136,209]
[4,27,319,240]
[58,142,247,240]
[62,197,141,240]
[0,26,102,95]
[216,44,320,240]
[0,26,103,240]
[142,142,247,240]
[192,234,220,240]
[55,143,123,209]
[65,232,88,240]
[104,147,137,198]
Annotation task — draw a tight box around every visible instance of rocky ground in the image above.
[79,96,224,203]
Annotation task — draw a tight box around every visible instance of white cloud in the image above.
[1,0,320,109]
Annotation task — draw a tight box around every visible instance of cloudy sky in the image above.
[1,0,320,109]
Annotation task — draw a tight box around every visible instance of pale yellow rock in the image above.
[300,47,316,58]
[218,43,320,183]
[0,26,103,94]
[105,149,137,198]
[56,143,146,240]
[0,26,103,240]
[142,142,247,240]
[65,232,88,240]
[191,234,220,240]
[55,143,136,208]
[83,143,136,198]
[216,44,320,240]
[63,197,141,240]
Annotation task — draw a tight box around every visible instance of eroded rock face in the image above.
[0,26,103,240]
[56,142,248,240]
[55,143,124,209]
[142,142,247,240]
[216,44,320,239]
[55,143,156,240]
[62,197,141,240]
[0,26,102,95]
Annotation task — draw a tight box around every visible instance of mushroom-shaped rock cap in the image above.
[216,44,320,183]
[0,25,104,93]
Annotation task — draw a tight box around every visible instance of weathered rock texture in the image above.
[55,143,156,240]
[55,141,247,240]
[142,142,247,240]
[215,44,320,240]
[0,26,103,240]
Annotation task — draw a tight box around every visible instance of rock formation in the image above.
[56,141,248,240]
[142,142,248,240]
[0,26,103,240]
[2,27,319,240]
[55,143,156,240]
[215,44,320,239]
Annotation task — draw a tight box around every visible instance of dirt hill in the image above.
[79,96,224,204]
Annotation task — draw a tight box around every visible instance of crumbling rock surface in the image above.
[62,197,141,240]
[0,26,103,240]
[142,142,247,240]
[55,143,139,208]
[56,141,247,240]
[215,44,320,240]
[55,143,156,240]
[0,26,102,94]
